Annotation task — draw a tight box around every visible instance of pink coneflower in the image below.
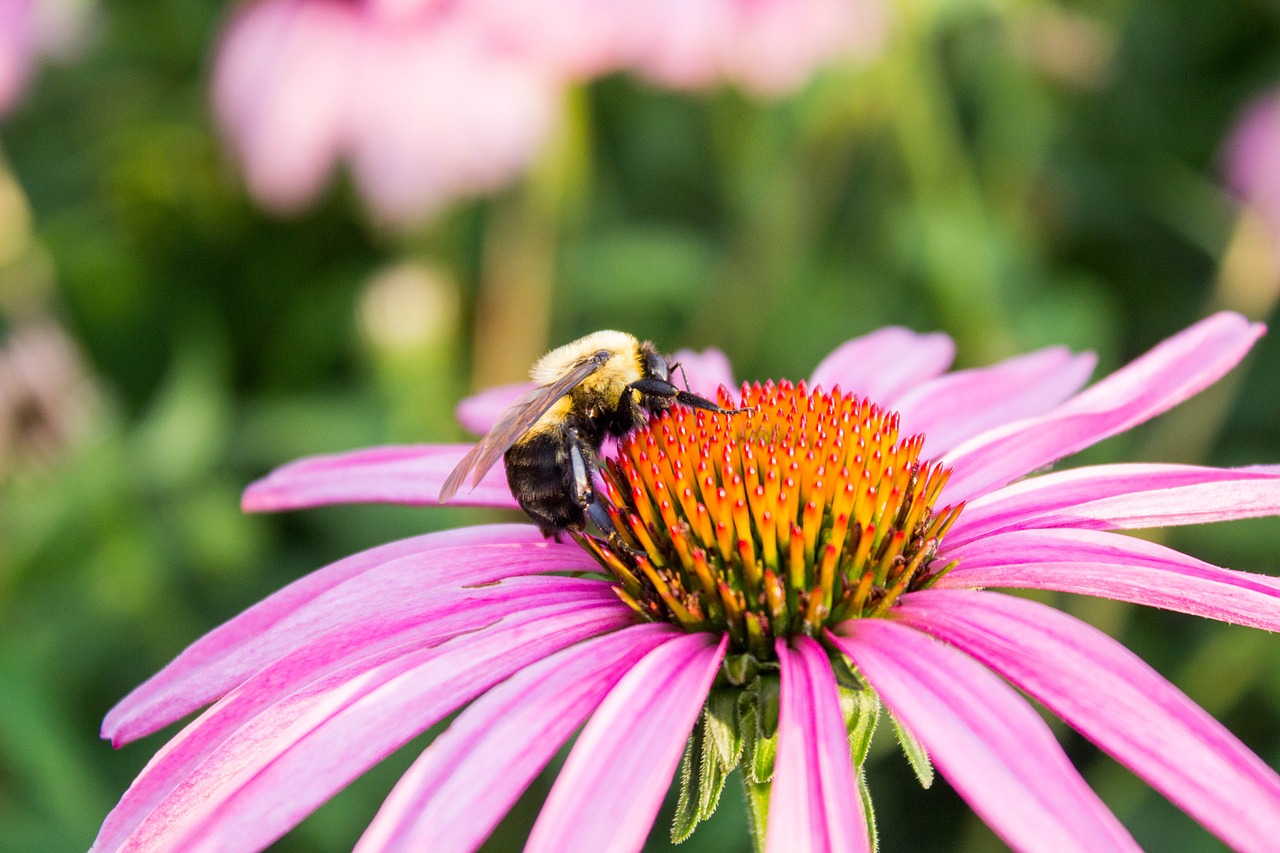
[1224,89,1280,253]
[97,313,1280,851]
[622,0,887,97]
[0,0,38,115]
[211,0,559,224]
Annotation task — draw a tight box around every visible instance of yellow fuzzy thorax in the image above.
[529,330,646,417]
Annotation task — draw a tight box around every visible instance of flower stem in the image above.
[743,775,771,853]
[883,0,1016,362]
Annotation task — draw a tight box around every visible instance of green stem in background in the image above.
[705,94,818,367]
[883,0,1017,362]
[470,85,592,389]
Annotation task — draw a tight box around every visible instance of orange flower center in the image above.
[577,380,965,659]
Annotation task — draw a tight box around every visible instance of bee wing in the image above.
[439,350,611,502]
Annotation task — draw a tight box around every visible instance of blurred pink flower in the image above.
[373,0,633,79]
[0,0,37,115]
[96,313,1280,851]
[212,0,559,224]
[1225,88,1280,247]
[623,0,887,96]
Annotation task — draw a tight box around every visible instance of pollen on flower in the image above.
[576,379,965,660]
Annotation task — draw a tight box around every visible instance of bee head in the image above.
[642,347,670,383]
[630,343,745,418]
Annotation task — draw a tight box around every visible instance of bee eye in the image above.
[645,352,669,382]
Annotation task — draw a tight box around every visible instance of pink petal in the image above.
[101,602,634,852]
[464,0,636,79]
[95,578,616,853]
[0,0,36,116]
[895,589,1280,853]
[893,347,1096,455]
[621,0,874,97]
[454,381,533,435]
[103,525,590,745]
[356,622,682,852]
[830,620,1138,852]
[767,636,869,853]
[240,444,519,512]
[940,527,1280,630]
[808,327,955,403]
[946,463,1280,548]
[347,16,558,226]
[940,312,1265,503]
[211,0,354,212]
[1223,89,1280,237]
[669,347,736,398]
[525,631,728,853]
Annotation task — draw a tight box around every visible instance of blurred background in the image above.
[2,0,1280,850]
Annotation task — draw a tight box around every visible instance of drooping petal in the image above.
[356,622,683,853]
[940,528,1280,630]
[455,381,533,435]
[808,327,955,403]
[99,602,634,852]
[95,579,618,853]
[669,347,736,398]
[240,444,519,512]
[103,526,590,745]
[830,620,1138,852]
[893,346,1096,456]
[767,636,869,853]
[940,312,1264,503]
[946,463,1280,548]
[525,631,728,853]
[895,589,1280,853]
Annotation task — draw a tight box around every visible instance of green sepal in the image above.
[830,653,866,691]
[724,652,760,686]
[745,705,778,784]
[671,710,730,843]
[890,711,934,789]
[838,683,880,767]
[858,768,879,853]
[755,673,781,738]
[673,724,700,843]
[705,688,744,770]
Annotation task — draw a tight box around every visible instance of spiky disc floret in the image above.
[577,379,964,660]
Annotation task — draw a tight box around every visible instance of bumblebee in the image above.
[440,330,743,539]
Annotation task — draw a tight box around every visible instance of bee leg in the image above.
[668,361,693,392]
[627,378,749,415]
[567,428,642,556]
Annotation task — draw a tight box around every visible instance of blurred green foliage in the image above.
[2,0,1280,851]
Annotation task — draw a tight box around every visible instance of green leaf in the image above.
[891,712,934,789]
[705,688,744,770]
[839,683,880,767]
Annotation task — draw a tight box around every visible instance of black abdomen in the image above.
[503,430,587,538]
